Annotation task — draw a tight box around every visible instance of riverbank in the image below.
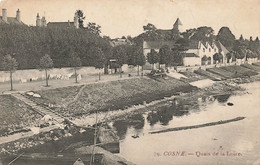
[0,64,260,162]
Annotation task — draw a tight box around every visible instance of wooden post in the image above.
[90,111,98,165]
[45,69,48,87]
[10,71,13,91]
[75,67,78,83]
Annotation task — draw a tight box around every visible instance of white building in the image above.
[182,40,229,66]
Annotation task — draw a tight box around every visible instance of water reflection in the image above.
[213,94,231,103]
[113,114,144,140]
[147,105,189,126]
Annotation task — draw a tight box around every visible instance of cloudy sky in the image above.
[0,0,259,39]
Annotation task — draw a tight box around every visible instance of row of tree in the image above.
[2,43,147,90]
[147,45,183,70]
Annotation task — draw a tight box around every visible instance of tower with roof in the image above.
[173,18,183,32]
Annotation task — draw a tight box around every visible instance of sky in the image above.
[0,0,260,39]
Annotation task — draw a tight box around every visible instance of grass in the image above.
[206,67,235,79]
[194,69,223,81]
[30,77,197,117]
[0,95,42,136]
[241,64,260,72]
[179,71,207,82]
[252,62,260,67]
[221,65,258,77]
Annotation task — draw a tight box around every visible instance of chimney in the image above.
[74,12,79,29]
[36,13,41,27]
[2,8,7,23]
[16,9,21,22]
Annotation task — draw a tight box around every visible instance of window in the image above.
[209,48,211,52]
[203,48,205,52]
[214,48,216,52]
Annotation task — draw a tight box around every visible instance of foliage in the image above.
[213,53,223,61]
[40,54,53,70]
[0,25,111,70]
[159,45,171,65]
[2,55,18,73]
[112,46,127,67]
[90,47,105,69]
[216,27,236,50]
[189,26,215,42]
[86,22,101,35]
[69,52,82,68]
[135,47,146,66]
[143,23,157,32]
[76,10,85,29]
[147,49,159,65]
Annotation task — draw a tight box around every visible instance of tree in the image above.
[217,27,236,50]
[147,49,159,70]
[134,47,146,76]
[143,23,157,32]
[69,52,82,83]
[190,26,214,42]
[226,52,232,63]
[213,53,223,63]
[171,50,183,66]
[2,55,18,91]
[86,22,101,35]
[39,54,53,87]
[76,10,85,28]
[112,46,127,78]
[159,45,171,68]
[92,47,105,80]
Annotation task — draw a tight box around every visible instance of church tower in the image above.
[74,12,79,29]
[173,18,183,33]
[36,13,41,27]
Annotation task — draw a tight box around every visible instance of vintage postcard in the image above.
[0,0,260,164]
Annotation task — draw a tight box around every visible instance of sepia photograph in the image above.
[0,0,260,164]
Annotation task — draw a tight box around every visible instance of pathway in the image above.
[12,93,66,124]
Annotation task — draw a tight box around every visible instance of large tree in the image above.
[39,54,53,87]
[69,52,82,83]
[217,27,236,50]
[190,26,215,42]
[2,55,18,91]
[147,49,159,70]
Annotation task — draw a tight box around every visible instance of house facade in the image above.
[143,40,229,67]
[183,40,229,66]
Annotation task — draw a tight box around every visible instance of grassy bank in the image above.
[31,77,197,117]
[0,95,42,137]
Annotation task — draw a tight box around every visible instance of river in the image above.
[111,81,260,165]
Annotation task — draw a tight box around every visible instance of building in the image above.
[110,38,132,47]
[183,40,229,66]
[0,8,25,25]
[143,40,229,67]
[143,41,177,57]
[45,12,79,29]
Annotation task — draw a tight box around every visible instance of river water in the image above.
[111,82,260,165]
